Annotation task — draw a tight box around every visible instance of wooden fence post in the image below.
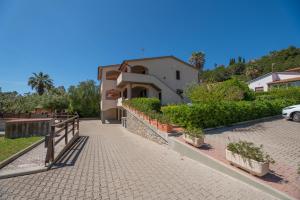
[65,122,68,144]
[72,120,74,136]
[45,125,55,165]
[77,117,79,131]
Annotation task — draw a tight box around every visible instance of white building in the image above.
[248,68,300,92]
[98,56,199,122]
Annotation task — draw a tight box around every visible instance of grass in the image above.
[0,136,43,162]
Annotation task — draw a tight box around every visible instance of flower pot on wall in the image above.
[183,134,204,147]
[158,124,173,133]
[225,149,270,177]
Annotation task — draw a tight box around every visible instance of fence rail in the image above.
[45,114,80,165]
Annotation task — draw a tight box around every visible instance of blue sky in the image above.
[0,0,299,93]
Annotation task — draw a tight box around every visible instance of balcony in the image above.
[117,72,159,89]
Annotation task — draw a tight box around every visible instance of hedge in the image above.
[123,98,161,113]
[255,87,300,102]
[161,99,297,129]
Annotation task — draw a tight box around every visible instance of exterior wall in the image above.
[248,74,273,91]
[277,73,300,80]
[102,108,117,121]
[100,65,120,112]
[248,72,300,91]
[127,57,199,92]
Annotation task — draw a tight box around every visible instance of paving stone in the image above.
[0,120,277,200]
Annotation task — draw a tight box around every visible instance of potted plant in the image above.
[182,127,204,147]
[157,115,173,132]
[226,141,275,177]
[147,111,157,126]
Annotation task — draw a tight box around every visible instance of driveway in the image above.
[201,118,300,199]
[0,120,276,200]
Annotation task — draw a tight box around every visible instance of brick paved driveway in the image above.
[0,120,277,200]
[202,118,300,199]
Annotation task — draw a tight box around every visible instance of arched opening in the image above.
[105,89,120,100]
[106,70,120,80]
[132,86,148,98]
[131,65,148,74]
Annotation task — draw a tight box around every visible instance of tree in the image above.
[189,51,205,72]
[28,72,54,95]
[68,80,100,117]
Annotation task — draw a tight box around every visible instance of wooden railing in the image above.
[45,114,79,165]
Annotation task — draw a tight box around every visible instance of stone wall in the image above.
[0,119,5,131]
[125,110,167,145]
[5,118,52,139]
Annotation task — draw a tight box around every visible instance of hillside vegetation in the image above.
[201,46,300,82]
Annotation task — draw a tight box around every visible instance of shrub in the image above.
[227,141,275,164]
[123,98,161,113]
[255,87,300,102]
[184,127,204,138]
[156,113,170,124]
[161,99,297,129]
[185,78,255,103]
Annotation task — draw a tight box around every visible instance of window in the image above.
[106,70,120,80]
[158,92,162,101]
[255,87,264,92]
[105,89,120,100]
[176,70,180,80]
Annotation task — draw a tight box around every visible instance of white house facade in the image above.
[248,69,300,92]
[98,56,199,122]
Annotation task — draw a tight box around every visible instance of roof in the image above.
[285,67,300,72]
[268,77,300,85]
[248,71,300,84]
[247,72,273,84]
[118,55,196,71]
[97,64,120,80]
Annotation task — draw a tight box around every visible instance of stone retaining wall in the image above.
[125,110,167,145]
[0,119,5,131]
[5,118,52,139]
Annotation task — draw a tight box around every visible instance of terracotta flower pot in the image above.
[158,123,172,133]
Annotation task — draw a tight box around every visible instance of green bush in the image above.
[255,87,300,102]
[184,127,204,138]
[227,141,275,163]
[123,98,161,113]
[161,99,297,129]
[185,78,255,103]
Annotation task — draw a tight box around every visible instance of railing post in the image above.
[77,116,79,131]
[72,119,75,136]
[45,125,55,165]
[65,122,68,145]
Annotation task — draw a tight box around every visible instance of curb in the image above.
[204,115,282,132]
[0,138,45,170]
[168,137,295,200]
[0,166,47,179]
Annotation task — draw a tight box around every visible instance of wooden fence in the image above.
[45,114,79,165]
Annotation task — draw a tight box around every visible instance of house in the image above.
[98,56,199,122]
[248,68,300,92]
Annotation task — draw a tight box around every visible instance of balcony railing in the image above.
[117,97,124,107]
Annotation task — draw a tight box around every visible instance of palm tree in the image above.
[28,72,54,95]
[189,51,205,72]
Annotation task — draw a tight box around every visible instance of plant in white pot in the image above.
[226,141,275,177]
[183,127,205,147]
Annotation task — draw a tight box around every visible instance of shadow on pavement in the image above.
[52,136,89,168]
